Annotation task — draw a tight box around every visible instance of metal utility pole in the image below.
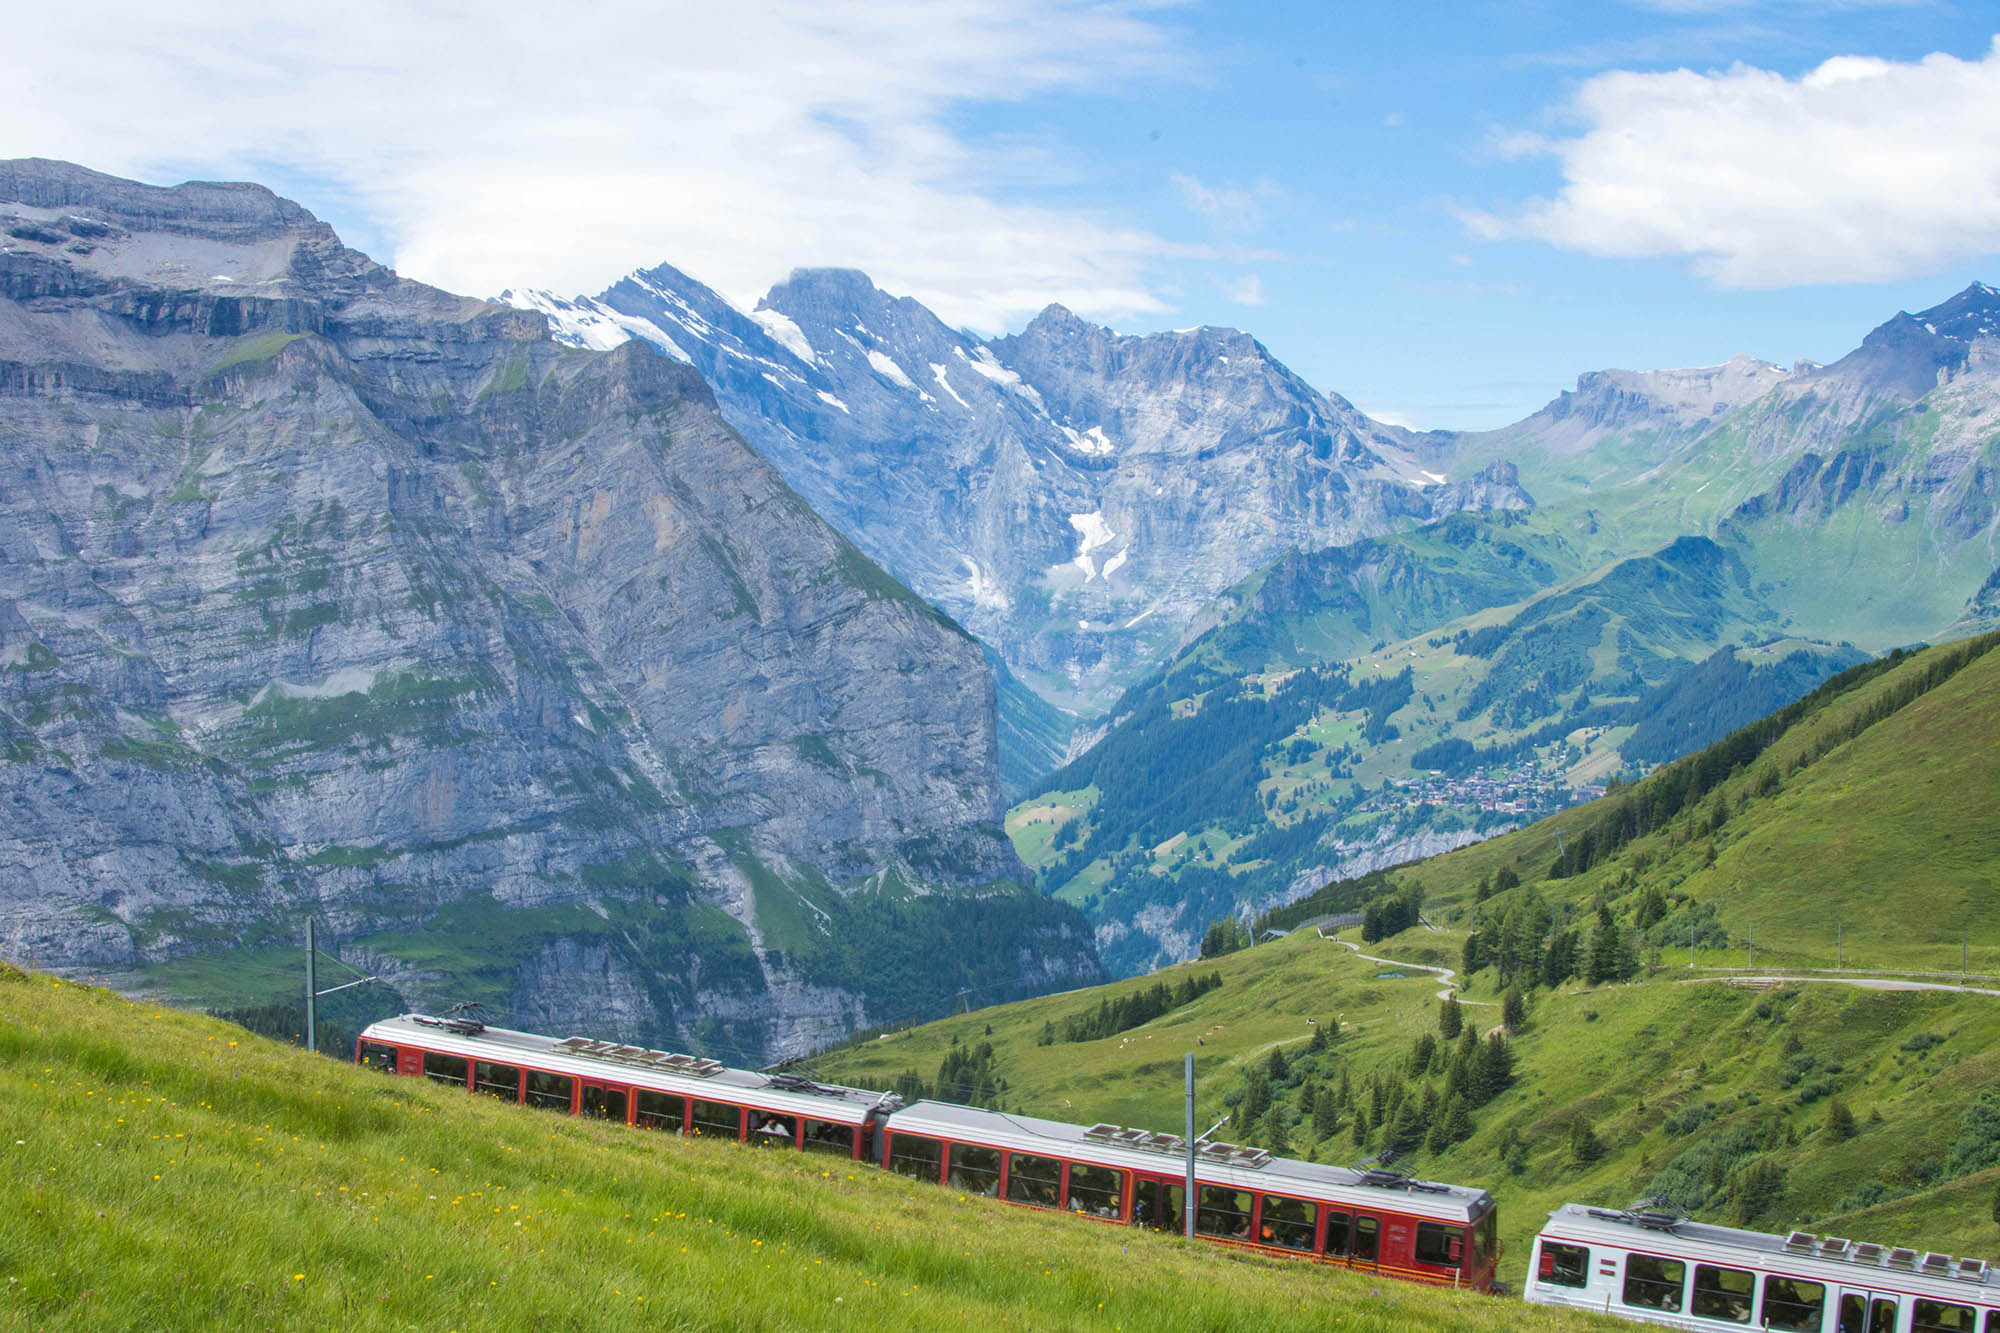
[306,917,318,1054]
[1184,1052,1197,1241]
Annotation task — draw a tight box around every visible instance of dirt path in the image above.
[1680,973,2000,998]
[1322,932,1495,1005]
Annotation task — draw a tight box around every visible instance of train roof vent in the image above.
[1083,1123,1186,1157]
[1357,1168,1449,1193]
[553,1037,725,1077]
[1197,1142,1272,1170]
[1784,1231,1817,1253]
[1818,1237,1850,1257]
[1851,1243,1885,1265]
[413,1005,488,1036]
[1954,1258,1989,1283]
[1887,1248,1918,1270]
[1920,1253,1952,1276]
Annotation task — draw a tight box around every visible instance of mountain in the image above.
[0,159,1101,1060]
[1018,283,2000,973]
[505,267,1530,722]
[816,635,2000,1283]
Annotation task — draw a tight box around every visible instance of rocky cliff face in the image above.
[506,267,1529,717]
[0,160,1101,1059]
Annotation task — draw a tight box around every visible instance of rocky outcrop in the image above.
[0,159,1102,1059]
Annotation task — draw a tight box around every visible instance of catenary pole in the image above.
[1184,1052,1196,1241]
[306,917,318,1055]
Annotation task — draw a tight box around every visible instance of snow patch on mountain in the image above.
[930,362,970,409]
[1069,511,1119,580]
[749,308,817,365]
[1061,424,1115,456]
[866,349,916,391]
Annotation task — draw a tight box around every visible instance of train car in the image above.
[355,1014,898,1159]
[881,1101,1500,1290]
[1525,1202,2000,1332]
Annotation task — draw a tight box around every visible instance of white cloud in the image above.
[1467,37,2000,287]
[1220,273,1264,305]
[1171,172,1286,235]
[0,1,1191,328]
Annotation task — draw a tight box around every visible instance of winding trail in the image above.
[1322,931,1493,1005]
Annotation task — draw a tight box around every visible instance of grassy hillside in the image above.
[825,637,2000,1286]
[0,962,1621,1331]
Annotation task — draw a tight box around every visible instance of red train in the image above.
[357,1012,1501,1291]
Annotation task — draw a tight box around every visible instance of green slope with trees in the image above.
[826,636,2000,1285]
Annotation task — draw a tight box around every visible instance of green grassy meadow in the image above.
[0,963,1623,1331]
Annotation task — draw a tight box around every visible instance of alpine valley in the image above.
[511,259,2000,977]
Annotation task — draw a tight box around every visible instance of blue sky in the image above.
[5,1,1998,428]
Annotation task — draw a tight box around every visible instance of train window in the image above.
[1258,1195,1316,1252]
[1067,1164,1123,1219]
[1005,1153,1063,1208]
[1914,1299,1980,1332]
[1538,1241,1589,1287]
[1988,1311,1999,1333]
[748,1110,797,1146]
[473,1061,520,1100]
[1195,1187,1254,1240]
[801,1119,854,1157]
[1131,1180,1182,1233]
[887,1133,943,1182]
[1324,1211,1351,1257]
[1415,1223,1464,1267]
[1759,1276,1825,1332]
[947,1144,1001,1198]
[1353,1216,1379,1263]
[1691,1264,1755,1324]
[358,1041,399,1072]
[635,1090,685,1131]
[525,1071,573,1111]
[582,1086,628,1123]
[422,1052,469,1087]
[1622,1255,1686,1313]
[690,1099,740,1139]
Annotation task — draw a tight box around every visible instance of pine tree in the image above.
[1824,1099,1857,1142]
[1541,928,1578,987]
[1336,1066,1352,1111]
[1586,906,1622,984]
[1567,1118,1604,1166]
[1242,1068,1271,1125]
[1369,1077,1386,1127]
[1461,928,1486,977]
[1385,1096,1427,1156]
[1313,1085,1341,1140]
[1502,985,1527,1034]
[1308,1019,1328,1054]
[1439,994,1464,1041]
[1990,1182,2000,1226]
[1350,1110,1370,1148]
[1264,1111,1292,1157]
[1266,1044,1290,1083]
[1408,1032,1438,1077]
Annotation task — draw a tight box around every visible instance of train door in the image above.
[1348,1209,1383,1271]
[1836,1288,1899,1333]
[1131,1174,1184,1235]
[580,1082,628,1124]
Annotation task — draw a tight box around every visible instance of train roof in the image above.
[1540,1203,2000,1295]
[361,1014,896,1125]
[889,1100,1493,1223]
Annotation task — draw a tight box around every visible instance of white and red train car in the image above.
[357,1013,1500,1292]
[1526,1202,2000,1332]
[356,1013,896,1160]
[884,1101,1499,1290]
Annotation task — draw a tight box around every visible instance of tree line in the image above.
[1036,972,1223,1046]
